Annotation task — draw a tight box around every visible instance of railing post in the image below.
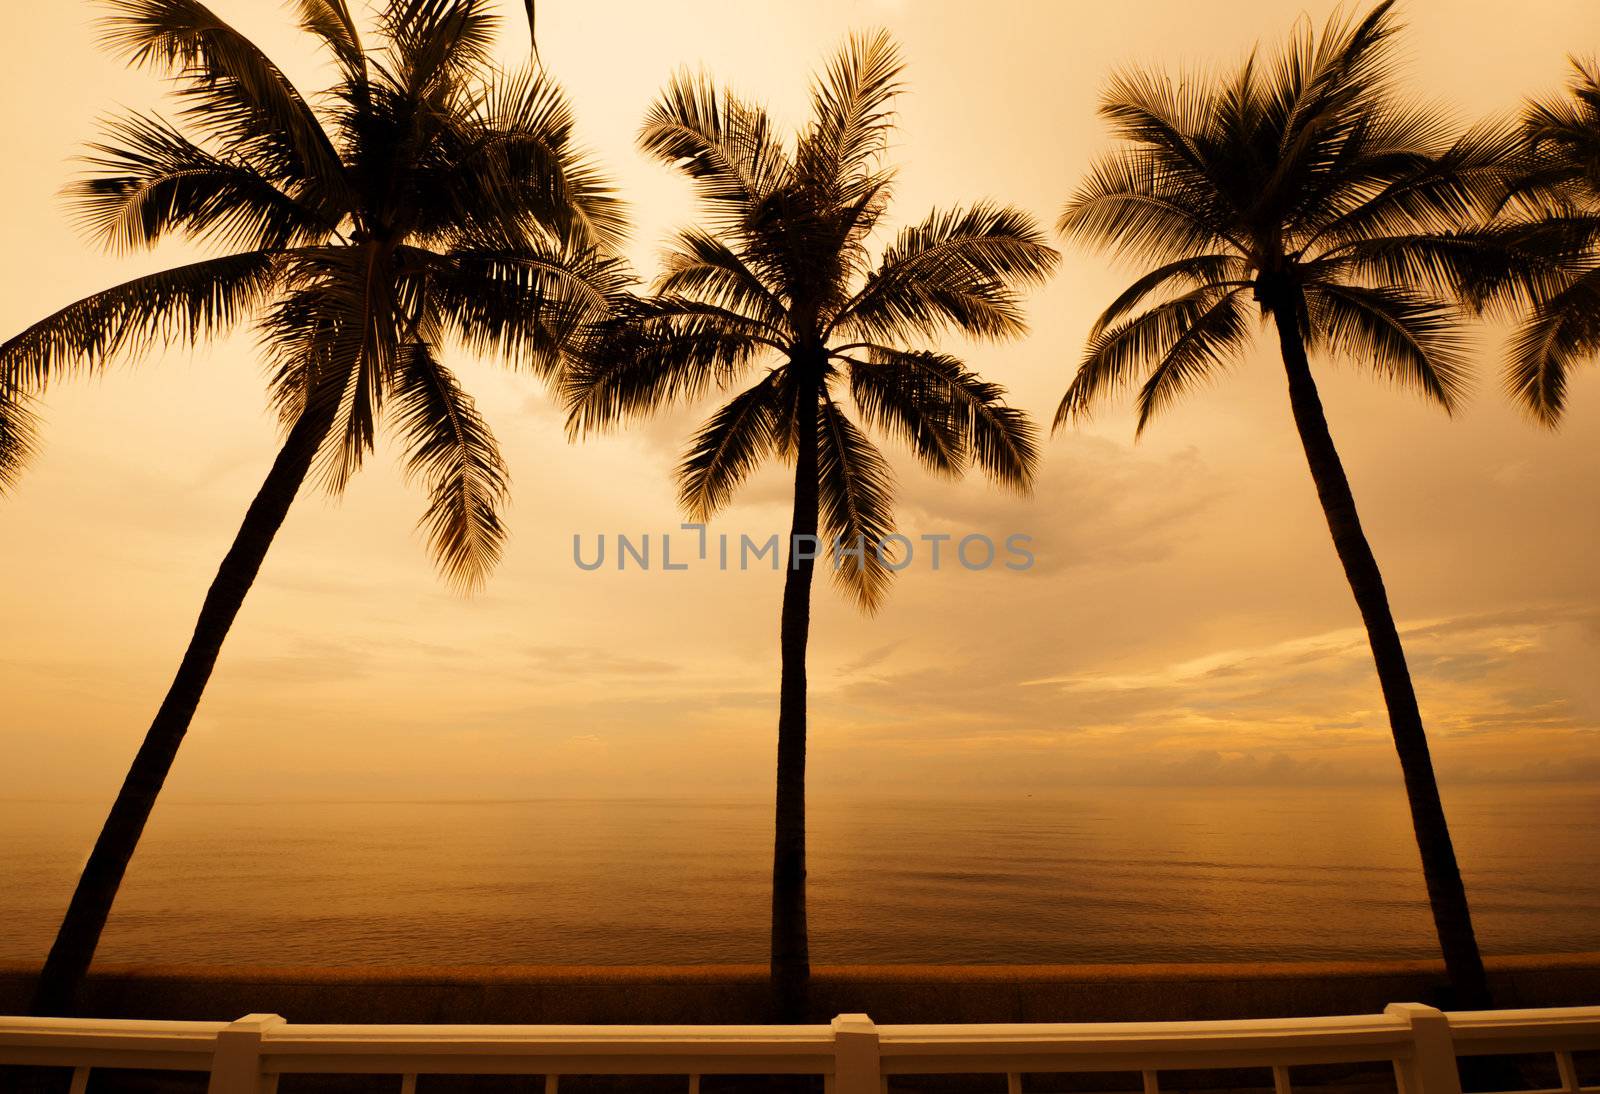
[1386,1003,1462,1094]
[206,1013,284,1094]
[832,1013,882,1094]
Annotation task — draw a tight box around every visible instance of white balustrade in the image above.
[0,1003,1593,1094]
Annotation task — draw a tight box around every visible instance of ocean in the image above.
[1,786,1596,966]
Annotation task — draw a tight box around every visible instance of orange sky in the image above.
[1,0,1597,804]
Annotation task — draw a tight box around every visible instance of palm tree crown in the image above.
[1057,0,1515,432]
[567,29,1057,608]
[1,0,625,586]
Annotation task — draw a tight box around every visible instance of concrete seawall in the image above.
[2,954,1597,1023]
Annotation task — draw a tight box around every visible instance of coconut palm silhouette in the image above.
[565,30,1056,1016]
[0,0,625,1015]
[1054,0,1522,1009]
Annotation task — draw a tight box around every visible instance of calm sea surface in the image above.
[1,787,1596,966]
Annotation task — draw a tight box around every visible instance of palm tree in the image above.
[0,0,625,1015]
[1488,58,1600,422]
[1054,1,1520,1010]
[565,30,1057,1017]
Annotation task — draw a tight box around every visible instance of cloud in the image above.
[893,434,1224,578]
[837,641,904,675]
[223,639,375,686]
[524,645,682,679]
[804,600,1600,788]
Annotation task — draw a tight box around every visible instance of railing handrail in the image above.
[2,1003,1597,1094]
[0,1015,228,1052]
[1441,1006,1600,1059]
[1449,1006,1600,1034]
[878,1012,1412,1043]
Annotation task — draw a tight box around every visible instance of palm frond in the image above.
[257,277,367,440]
[1484,57,1600,424]
[1304,281,1470,411]
[523,0,539,60]
[259,248,398,493]
[837,201,1058,342]
[846,347,1037,490]
[376,0,498,94]
[1131,287,1252,433]
[258,287,330,430]
[100,0,346,193]
[676,371,784,521]
[1502,264,1600,425]
[738,175,887,317]
[648,297,788,349]
[0,382,41,495]
[639,71,792,230]
[844,352,965,477]
[421,242,625,376]
[425,66,627,252]
[293,0,364,77]
[1311,225,1584,313]
[1521,57,1600,198]
[817,395,896,613]
[1057,284,1245,428]
[0,251,281,389]
[1089,254,1249,338]
[1060,149,1242,264]
[1098,66,1215,179]
[1264,0,1401,150]
[1296,124,1521,255]
[832,171,895,275]
[70,113,330,252]
[798,28,904,189]
[389,339,509,592]
[563,299,771,436]
[656,229,790,332]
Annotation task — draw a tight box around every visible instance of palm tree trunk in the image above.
[1267,286,1492,1011]
[772,383,820,1022]
[30,408,331,1016]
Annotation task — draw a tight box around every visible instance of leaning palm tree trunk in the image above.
[772,388,820,1021]
[31,409,332,1016]
[1268,287,1492,1011]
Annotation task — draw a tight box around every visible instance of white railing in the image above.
[1,1003,1596,1094]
